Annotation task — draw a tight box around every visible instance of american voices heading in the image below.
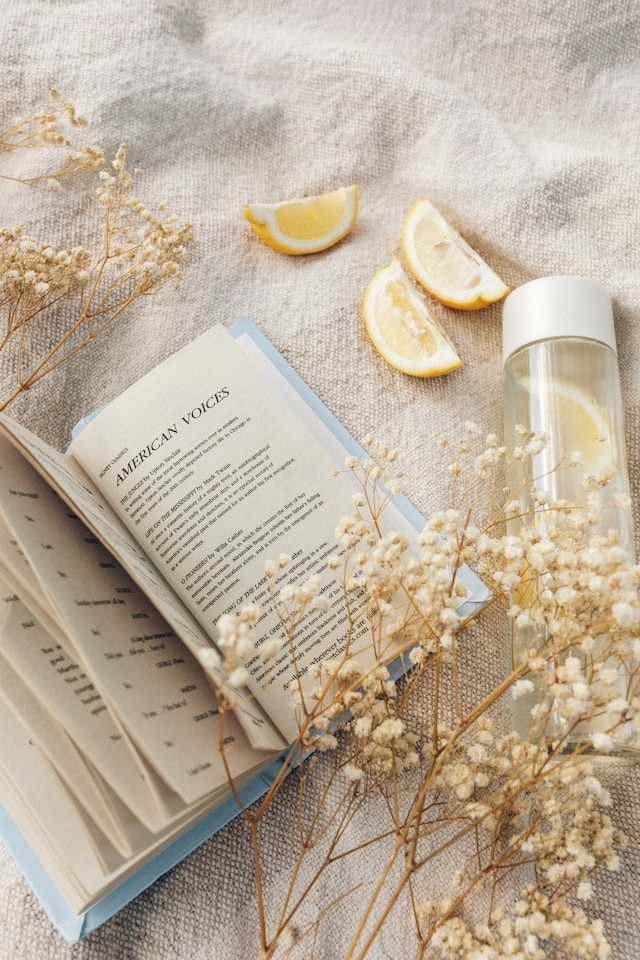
[113,388,230,486]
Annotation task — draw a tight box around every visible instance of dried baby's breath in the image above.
[214,430,635,959]
[0,89,104,187]
[0,94,193,410]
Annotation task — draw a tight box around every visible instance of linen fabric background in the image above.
[1,1,640,957]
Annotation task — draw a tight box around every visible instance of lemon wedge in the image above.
[363,259,463,377]
[521,377,613,475]
[402,197,509,310]
[243,185,358,255]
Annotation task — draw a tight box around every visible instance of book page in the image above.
[0,583,168,832]
[0,512,68,644]
[0,415,284,753]
[71,326,371,742]
[0,697,114,905]
[236,325,488,611]
[0,416,220,656]
[0,654,133,857]
[0,444,266,805]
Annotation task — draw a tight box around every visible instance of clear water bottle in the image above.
[502,276,638,762]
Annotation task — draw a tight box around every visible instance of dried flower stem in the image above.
[0,96,193,411]
[214,428,634,958]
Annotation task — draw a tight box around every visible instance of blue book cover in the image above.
[0,318,489,942]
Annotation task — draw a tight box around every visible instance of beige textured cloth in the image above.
[1,1,640,956]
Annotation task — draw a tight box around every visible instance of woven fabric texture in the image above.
[1,2,639,957]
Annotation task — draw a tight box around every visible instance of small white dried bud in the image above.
[228,666,249,687]
[612,601,640,627]
[316,733,338,752]
[373,718,405,742]
[409,646,426,665]
[590,731,614,752]
[197,648,219,672]
[343,762,363,782]
[353,716,372,738]
[259,638,281,660]
[512,678,535,700]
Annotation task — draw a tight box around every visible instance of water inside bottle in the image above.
[504,337,638,761]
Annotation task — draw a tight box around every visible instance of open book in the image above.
[0,319,488,941]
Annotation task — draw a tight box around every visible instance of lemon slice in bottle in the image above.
[363,258,462,377]
[402,197,509,310]
[521,377,614,475]
[243,185,358,255]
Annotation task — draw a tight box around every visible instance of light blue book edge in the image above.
[0,317,489,943]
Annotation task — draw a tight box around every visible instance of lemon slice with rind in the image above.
[521,377,614,475]
[402,197,509,310]
[243,185,358,255]
[363,259,463,377]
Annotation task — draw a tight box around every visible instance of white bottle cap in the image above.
[502,276,616,363]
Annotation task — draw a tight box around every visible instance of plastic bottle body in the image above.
[504,336,639,761]
[504,336,633,553]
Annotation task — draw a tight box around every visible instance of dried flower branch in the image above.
[0,88,105,189]
[215,429,636,959]
[0,94,193,411]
